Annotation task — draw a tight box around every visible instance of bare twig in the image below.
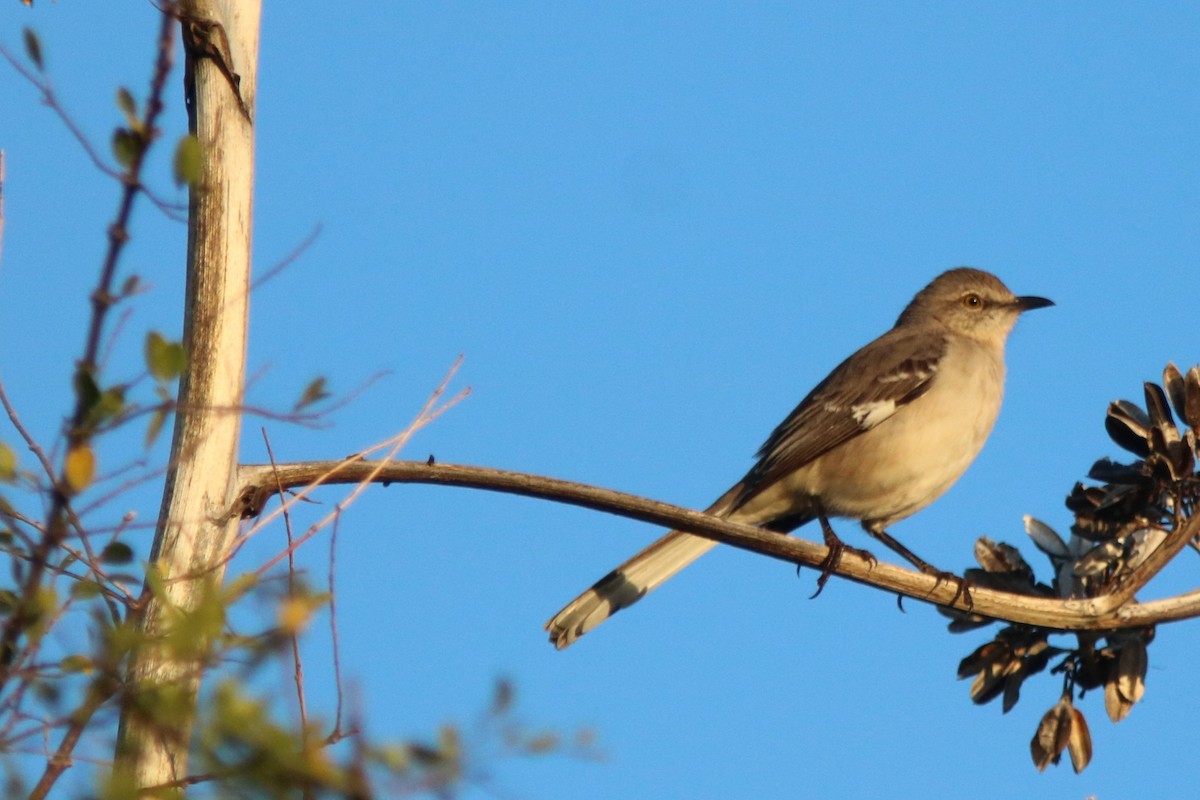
[237,358,468,575]
[0,43,185,220]
[235,458,1200,633]
[98,307,138,372]
[0,149,6,267]
[89,389,394,436]
[251,223,322,291]
[261,429,309,733]
[0,379,59,487]
[74,465,165,518]
[324,512,348,744]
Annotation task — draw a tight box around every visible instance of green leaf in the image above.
[92,386,127,427]
[70,580,104,600]
[115,87,138,127]
[145,406,170,449]
[173,134,203,187]
[0,441,16,482]
[111,128,142,168]
[22,28,42,71]
[74,367,101,417]
[74,371,127,434]
[294,377,331,411]
[144,331,187,382]
[101,542,134,565]
[27,586,58,634]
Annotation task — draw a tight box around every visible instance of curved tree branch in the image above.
[236,459,1200,633]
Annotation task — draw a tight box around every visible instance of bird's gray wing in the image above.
[734,328,949,508]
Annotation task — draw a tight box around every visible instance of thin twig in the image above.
[237,358,468,575]
[261,429,308,733]
[251,223,323,291]
[0,379,59,488]
[0,149,6,267]
[74,465,165,518]
[0,43,185,221]
[325,511,346,744]
[98,307,138,372]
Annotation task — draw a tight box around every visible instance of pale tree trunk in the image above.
[115,0,260,790]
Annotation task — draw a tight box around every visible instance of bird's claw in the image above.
[810,536,876,599]
[923,568,974,610]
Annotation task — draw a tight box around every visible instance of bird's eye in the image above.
[962,293,983,309]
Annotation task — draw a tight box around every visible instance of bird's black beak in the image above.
[1015,295,1054,312]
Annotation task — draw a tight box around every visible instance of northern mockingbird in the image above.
[546,267,1052,649]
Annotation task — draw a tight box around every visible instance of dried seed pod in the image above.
[1024,515,1069,560]
[1106,400,1152,457]
[1125,527,1168,571]
[1074,540,1122,580]
[1143,382,1180,446]
[1115,639,1147,705]
[1185,365,1200,429]
[1085,458,1145,484]
[1164,439,1195,481]
[974,536,1031,576]
[958,640,1009,681]
[1031,695,1074,772]
[1105,673,1133,722]
[1163,363,1187,423]
[1067,706,1092,773]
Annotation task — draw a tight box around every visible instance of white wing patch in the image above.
[879,362,937,383]
[849,399,897,429]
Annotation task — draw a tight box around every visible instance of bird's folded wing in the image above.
[738,328,948,503]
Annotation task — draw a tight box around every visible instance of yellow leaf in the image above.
[277,596,314,635]
[0,441,15,481]
[64,446,96,493]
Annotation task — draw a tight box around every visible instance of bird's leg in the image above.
[863,525,973,609]
[810,508,876,598]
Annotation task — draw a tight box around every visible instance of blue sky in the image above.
[2,2,1199,798]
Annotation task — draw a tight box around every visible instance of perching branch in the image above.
[235,459,1200,633]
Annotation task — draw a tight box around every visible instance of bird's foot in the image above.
[810,521,876,599]
[920,566,974,610]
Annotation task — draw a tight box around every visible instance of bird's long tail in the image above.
[545,486,742,649]
[544,531,718,649]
